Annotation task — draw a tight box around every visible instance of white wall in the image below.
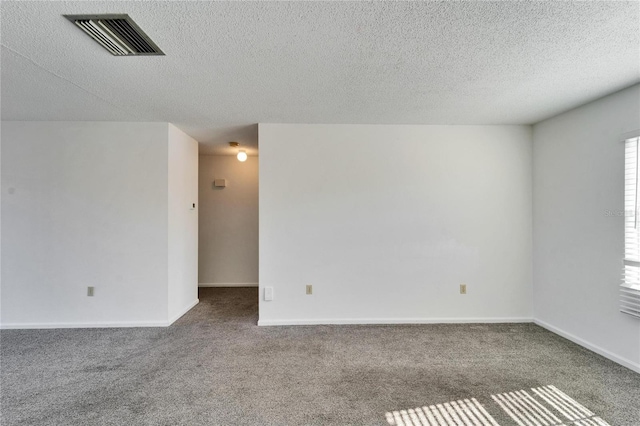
[259,124,533,325]
[533,84,640,373]
[1,122,169,327]
[1,121,199,328]
[198,155,259,286]
[168,124,199,322]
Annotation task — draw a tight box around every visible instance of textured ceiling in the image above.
[1,1,638,155]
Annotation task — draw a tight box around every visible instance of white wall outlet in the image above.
[264,286,273,301]
[306,284,313,295]
[87,286,95,297]
[460,284,467,295]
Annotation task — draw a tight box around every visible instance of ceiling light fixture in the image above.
[229,142,247,162]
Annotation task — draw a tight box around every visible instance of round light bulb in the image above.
[237,150,248,162]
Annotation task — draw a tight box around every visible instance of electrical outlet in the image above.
[264,287,273,301]
[460,284,467,295]
[306,284,313,295]
[87,286,95,297]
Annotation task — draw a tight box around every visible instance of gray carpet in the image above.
[1,287,638,425]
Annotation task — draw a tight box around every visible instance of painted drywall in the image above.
[1,122,3,316]
[1,121,200,328]
[533,84,640,372]
[168,124,199,322]
[198,155,259,286]
[1,122,170,327]
[258,124,533,325]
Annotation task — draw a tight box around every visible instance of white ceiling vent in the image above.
[64,14,164,56]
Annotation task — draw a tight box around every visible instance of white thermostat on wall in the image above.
[214,179,226,188]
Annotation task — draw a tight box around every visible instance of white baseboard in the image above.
[258,317,533,326]
[0,320,169,329]
[0,299,200,330]
[168,299,199,325]
[534,319,640,374]
[199,283,258,287]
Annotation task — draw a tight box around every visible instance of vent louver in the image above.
[64,14,164,56]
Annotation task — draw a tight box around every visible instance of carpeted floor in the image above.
[1,287,638,425]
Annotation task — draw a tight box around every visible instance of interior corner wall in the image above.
[258,124,533,325]
[167,124,199,323]
[198,155,259,286]
[0,122,170,327]
[532,84,640,373]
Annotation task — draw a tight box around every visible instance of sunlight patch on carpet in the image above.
[386,397,499,426]
[386,385,610,426]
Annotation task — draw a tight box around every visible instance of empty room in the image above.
[1,1,639,425]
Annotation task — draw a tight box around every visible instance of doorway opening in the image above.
[197,152,259,324]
